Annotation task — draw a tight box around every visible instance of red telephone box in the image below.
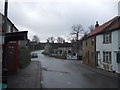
[6,40,18,72]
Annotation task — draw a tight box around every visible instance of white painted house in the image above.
[96,16,120,73]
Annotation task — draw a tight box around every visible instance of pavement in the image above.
[7,60,42,88]
[79,62,120,88]
[78,61,119,79]
[80,61,120,89]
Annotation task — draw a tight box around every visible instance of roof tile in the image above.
[87,16,120,37]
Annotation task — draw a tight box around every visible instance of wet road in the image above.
[32,50,118,88]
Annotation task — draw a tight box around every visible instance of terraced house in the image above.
[82,21,99,67]
[96,16,120,73]
[82,16,120,73]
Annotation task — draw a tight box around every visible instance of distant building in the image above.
[71,40,82,60]
[29,41,38,48]
[44,42,73,59]
[39,42,46,49]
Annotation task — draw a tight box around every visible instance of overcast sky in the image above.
[0,0,119,42]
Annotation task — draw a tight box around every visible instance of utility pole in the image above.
[2,0,8,85]
[76,37,79,60]
[118,1,120,16]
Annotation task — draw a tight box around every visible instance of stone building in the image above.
[82,35,96,67]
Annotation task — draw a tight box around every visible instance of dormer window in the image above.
[103,32,112,44]
[8,25,11,33]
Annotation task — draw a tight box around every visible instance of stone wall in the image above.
[82,36,96,67]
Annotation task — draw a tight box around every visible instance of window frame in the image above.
[103,32,112,44]
[86,40,87,46]
[103,51,112,63]
[91,38,94,45]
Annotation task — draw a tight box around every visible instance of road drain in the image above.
[17,73,31,77]
[42,67,69,74]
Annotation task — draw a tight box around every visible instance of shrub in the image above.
[42,51,50,55]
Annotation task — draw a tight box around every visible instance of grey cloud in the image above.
[6,0,118,41]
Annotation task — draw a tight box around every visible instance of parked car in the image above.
[31,53,38,58]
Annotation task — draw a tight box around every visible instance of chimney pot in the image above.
[95,21,99,28]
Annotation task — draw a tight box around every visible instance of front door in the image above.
[88,51,89,64]
[96,51,100,67]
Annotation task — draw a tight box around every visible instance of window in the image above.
[103,52,111,63]
[117,53,120,63]
[0,21,2,27]
[8,25,11,33]
[73,53,76,56]
[68,50,71,54]
[109,32,112,42]
[59,50,62,54]
[88,51,89,58]
[86,52,87,57]
[86,40,87,46]
[103,32,112,44]
[91,52,94,59]
[91,38,94,45]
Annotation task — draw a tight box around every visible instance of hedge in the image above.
[18,47,31,68]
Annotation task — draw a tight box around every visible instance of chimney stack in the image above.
[95,21,99,28]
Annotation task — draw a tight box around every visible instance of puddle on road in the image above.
[66,81,72,85]
[42,67,70,74]
[16,73,31,77]
[42,67,48,71]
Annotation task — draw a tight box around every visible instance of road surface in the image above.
[32,50,118,88]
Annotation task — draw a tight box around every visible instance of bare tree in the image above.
[89,25,95,32]
[57,37,65,43]
[47,37,55,43]
[84,30,89,35]
[32,35,40,43]
[70,24,84,60]
[67,35,76,43]
[70,24,84,41]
